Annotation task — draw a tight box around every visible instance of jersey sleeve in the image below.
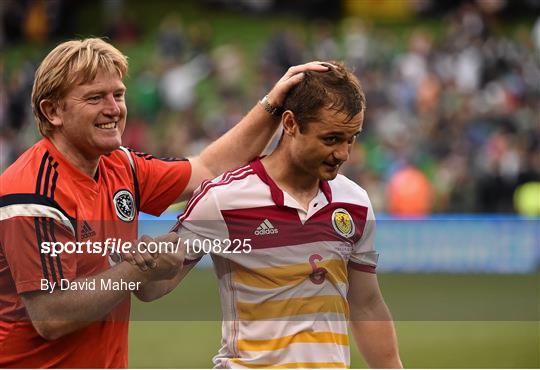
[174,186,230,263]
[130,152,192,216]
[348,199,379,274]
[1,216,77,294]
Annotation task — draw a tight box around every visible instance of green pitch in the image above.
[129,269,539,368]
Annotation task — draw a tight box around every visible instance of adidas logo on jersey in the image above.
[254,219,279,236]
[81,220,96,239]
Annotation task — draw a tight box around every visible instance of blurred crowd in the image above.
[1,1,539,214]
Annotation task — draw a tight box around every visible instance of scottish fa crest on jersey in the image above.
[113,189,135,222]
[332,208,355,238]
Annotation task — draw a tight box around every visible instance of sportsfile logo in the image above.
[254,219,279,236]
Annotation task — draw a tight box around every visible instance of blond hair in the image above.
[31,38,128,137]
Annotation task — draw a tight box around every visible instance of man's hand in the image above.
[151,232,185,280]
[179,61,333,202]
[266,62,332,108]
[121,234,157,271]
[133,232,192,302]
[146,233,185,281]
[120,233,184,280]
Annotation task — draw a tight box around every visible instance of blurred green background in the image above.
[129,269,539,368]
[3,0,540,215]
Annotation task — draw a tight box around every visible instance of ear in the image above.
[281,110,299,137]
[39,99,63,128]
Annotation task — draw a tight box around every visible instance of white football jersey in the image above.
[177,159,378,368]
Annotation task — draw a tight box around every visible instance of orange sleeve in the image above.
[130,153,192,216]
[1,217,77,294]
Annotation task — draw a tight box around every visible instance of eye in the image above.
[87,95,101,103]
[323,136,338,145]
[348,134,358,144]
[114,91,125,101]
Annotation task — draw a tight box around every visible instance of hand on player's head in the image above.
[266,62,332,110]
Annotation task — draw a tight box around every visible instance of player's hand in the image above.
[266,61,332,108]
[147,232,186,281]
[121,235,157,271]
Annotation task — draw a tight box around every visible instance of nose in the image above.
[102,94,121,117]
[333,142,350,162]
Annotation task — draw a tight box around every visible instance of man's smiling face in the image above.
[52,69,127,159]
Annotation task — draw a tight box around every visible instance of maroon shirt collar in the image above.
[249,157,332,207]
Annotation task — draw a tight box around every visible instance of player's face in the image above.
[54,70,127,158]
[290,108,363,181]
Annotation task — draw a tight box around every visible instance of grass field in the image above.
[129,269,539,368]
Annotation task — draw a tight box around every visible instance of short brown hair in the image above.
[282,61,365,132]
[31,38,128,137]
